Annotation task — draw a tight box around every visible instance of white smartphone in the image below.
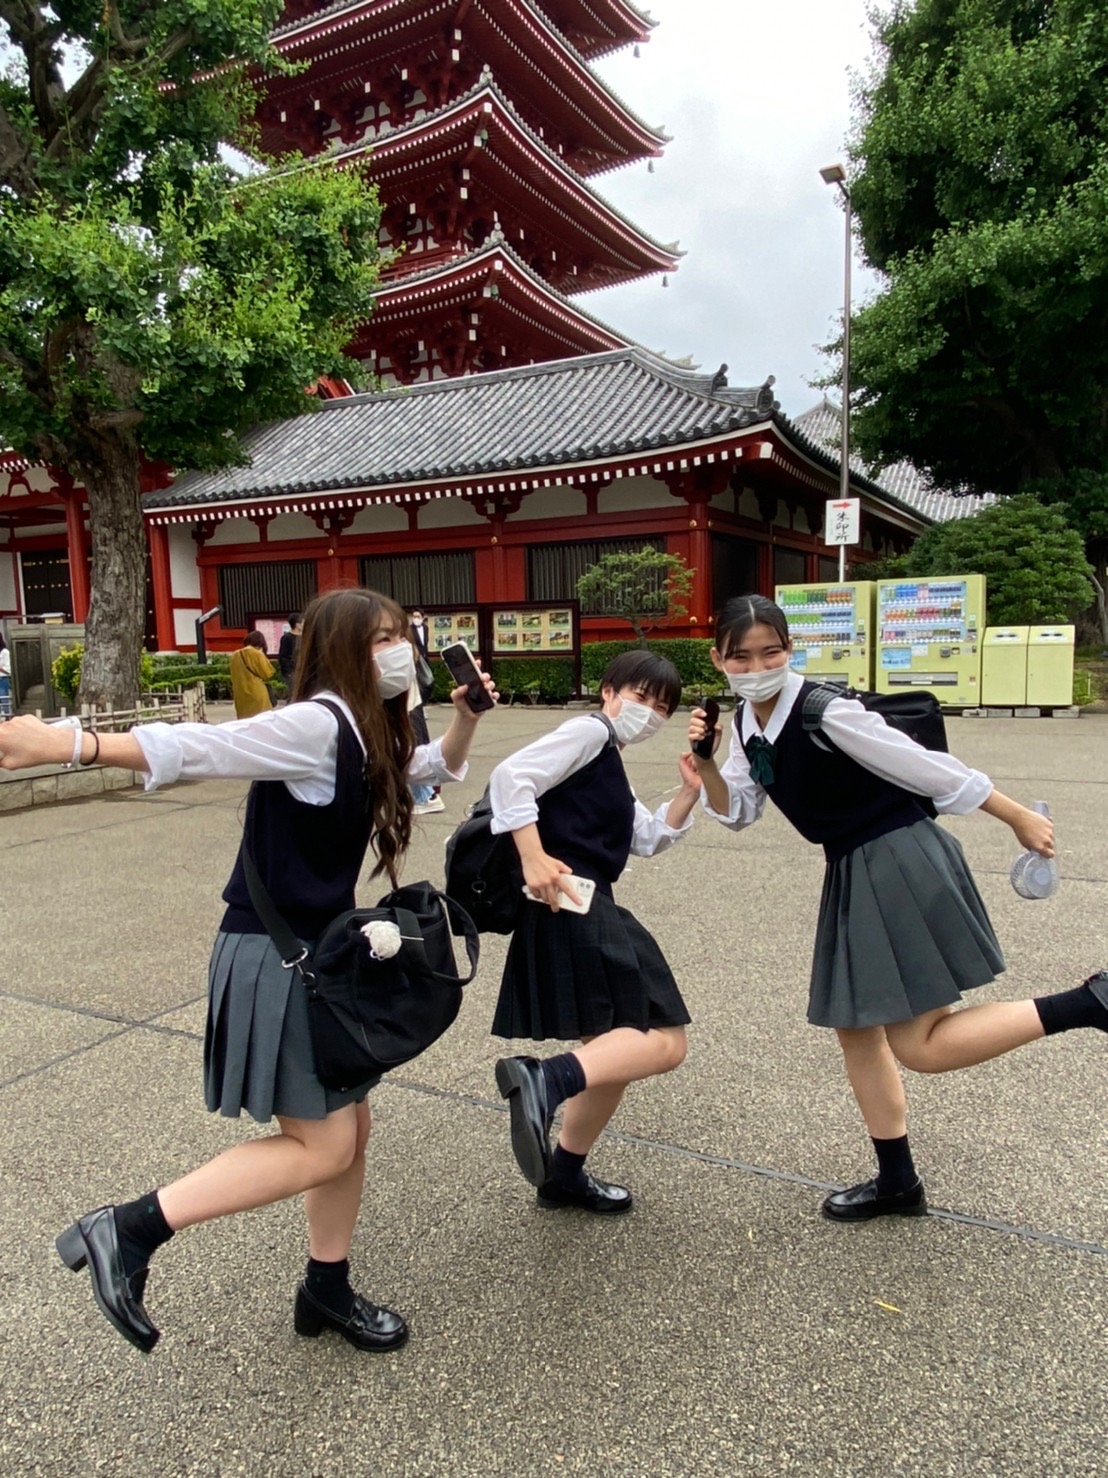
[523,875,596,915]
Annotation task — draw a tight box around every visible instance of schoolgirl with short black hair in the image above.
[491,650,699,1213]
[0,588,496,1354]
[691,594,1106,1221]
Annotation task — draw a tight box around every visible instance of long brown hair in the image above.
[291,587,415,886]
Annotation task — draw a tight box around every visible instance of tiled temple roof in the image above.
[791,398,996,523]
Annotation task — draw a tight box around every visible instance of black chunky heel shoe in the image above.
[55,1207,160,1354]
[293,1283,409,1353]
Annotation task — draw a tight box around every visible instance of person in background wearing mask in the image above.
[690,594,1105,1225]
[0,589,495,1357]
[490,652,701,1215]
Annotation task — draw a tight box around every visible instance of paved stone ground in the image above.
[2,705,1106,1476]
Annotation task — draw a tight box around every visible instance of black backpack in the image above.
[444,715,617,934]
[800,682,948,818]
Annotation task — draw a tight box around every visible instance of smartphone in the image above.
[439,641,496,713]
[691,698,720,760]
[523,875,596,915]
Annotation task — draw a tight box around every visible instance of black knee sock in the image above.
[550,1144,588,1191]
[1034,975,1108,1036]
[871,1135,918,1195]
[539,1052,587,1112]
[305,1256,355,1318]
[113,1191,174,1282]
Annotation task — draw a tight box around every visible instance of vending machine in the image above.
[875,576,986,705]
[775,582,876,689]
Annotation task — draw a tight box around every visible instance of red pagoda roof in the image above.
[262,0,667,174]
[531,0,655,59]
[331,76,679,291]
[350,236,631,373]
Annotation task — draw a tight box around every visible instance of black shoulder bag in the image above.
[242,852,480,1092]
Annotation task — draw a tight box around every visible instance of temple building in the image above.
[0,2,978,660]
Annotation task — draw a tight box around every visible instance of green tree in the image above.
[865,495,1092,626]
[0,3,382,706]
[575,549,695,646]
[840,0,1108,619]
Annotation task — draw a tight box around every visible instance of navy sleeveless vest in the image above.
[220,699,373,938]
[536,721,635,893]
[743,682,926,861]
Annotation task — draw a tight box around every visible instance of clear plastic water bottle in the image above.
[1010,801,1059,899]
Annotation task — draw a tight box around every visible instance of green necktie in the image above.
[746,734,776,787]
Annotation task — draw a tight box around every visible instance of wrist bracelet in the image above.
[67,724,83,770]
[79,730,101,767]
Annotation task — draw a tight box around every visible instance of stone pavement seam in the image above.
[4,989,1106,1261]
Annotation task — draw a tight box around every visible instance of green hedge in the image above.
[491,657,575,703]
[580,639,725,696]
[424,654,576,704]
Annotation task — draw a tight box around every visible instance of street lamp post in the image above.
[820,163,852,582]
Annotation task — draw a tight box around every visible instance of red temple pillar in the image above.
[62,484,91,623]
[148,523,175,652]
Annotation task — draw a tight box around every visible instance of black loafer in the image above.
[1085,970,1108,1023]
[56,1206,160,1354]
[537,1174,633,1215]
[294,1284,409,1353]
[821,1178,927,1222]
[494,1056,553,1187]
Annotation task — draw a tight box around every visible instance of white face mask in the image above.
[725,664,790,703]
[609,698,666,745]
[374,642,416,700]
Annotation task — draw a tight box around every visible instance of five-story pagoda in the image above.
[256,0,679,382]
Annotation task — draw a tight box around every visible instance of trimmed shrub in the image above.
[491,657,575,703]
[52,645,156,703]
[581,639,724,696]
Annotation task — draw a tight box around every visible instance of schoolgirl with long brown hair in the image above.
[0,588,495,1356]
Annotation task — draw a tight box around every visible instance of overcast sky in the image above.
[588,0,882,418]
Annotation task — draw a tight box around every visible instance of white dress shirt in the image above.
[132,690,465,805]
[489,713,692,856]
[704,669,993,830]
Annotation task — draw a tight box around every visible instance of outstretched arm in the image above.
[0,716,148,773]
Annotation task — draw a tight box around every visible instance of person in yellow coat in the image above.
[229,631,274,718]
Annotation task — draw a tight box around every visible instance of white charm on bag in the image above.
[1010,801,1059,899]
[522,875,597,914]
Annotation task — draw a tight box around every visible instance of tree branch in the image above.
[0,99,39,196]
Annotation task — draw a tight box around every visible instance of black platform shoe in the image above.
[494,1056,553,1187]
[821,1178,927,1222]
[56,1206,160,1354]
[537,1173,633,1215]
[294,1283,409,1352]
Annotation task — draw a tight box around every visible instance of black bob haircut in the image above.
[714,594,790,658]
[598,650,682,714]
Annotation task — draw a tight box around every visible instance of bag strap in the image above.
[800,683,840,733]
[392,899,480,987]
[241,845,311,971]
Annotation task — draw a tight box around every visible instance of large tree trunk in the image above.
[75,436,148,710]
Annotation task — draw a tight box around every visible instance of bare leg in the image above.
[156,1105,358,1232]
[836,1026,908,1139]
[558,1083,626,1156]
[573,1025,687,1089]
[886,1001,1044,1075]
[304,1101,372,1262]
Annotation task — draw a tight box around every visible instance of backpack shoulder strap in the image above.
[588,711,618,747]
[801,683,840,732]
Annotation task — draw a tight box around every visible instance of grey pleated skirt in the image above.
[492,890,691,1042]
[809,818,1005,1029]
[204,932,379,1123]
